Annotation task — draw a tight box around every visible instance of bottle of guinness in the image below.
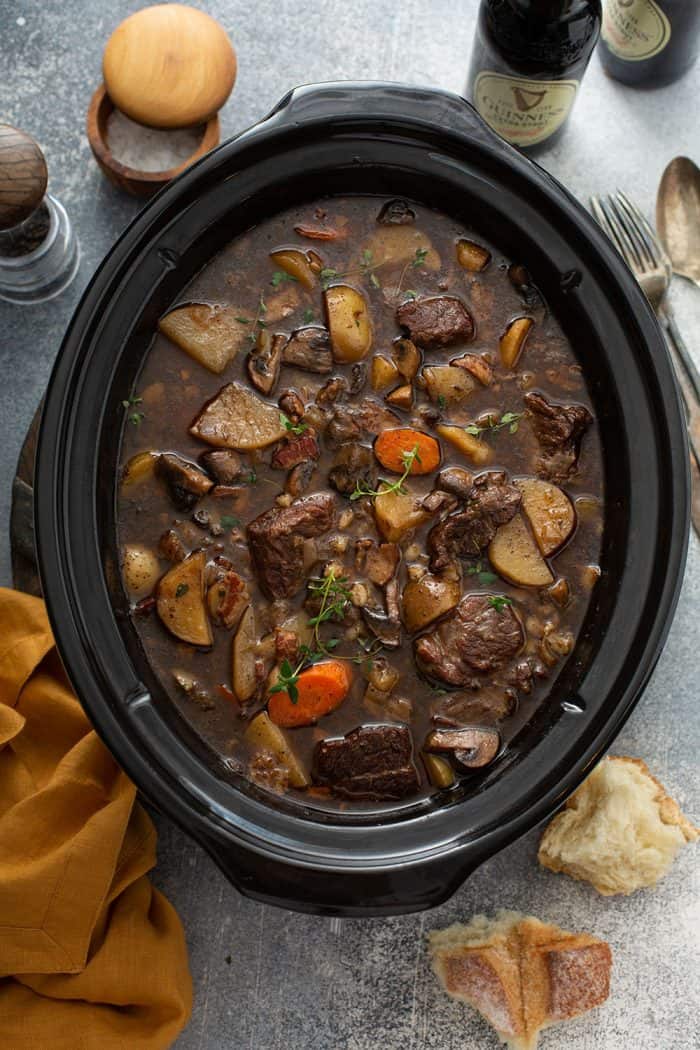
[598,1,700,86]
[468,1,602,152]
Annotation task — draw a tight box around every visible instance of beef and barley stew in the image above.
[117,196,603,811]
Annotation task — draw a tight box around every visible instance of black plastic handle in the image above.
[200,832,479,917]
[261,80,514,156]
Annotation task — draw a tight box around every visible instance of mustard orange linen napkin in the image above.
[0,587,192,1049]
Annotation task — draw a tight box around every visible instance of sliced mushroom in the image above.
[362,606,401,649]
[424,726,500,768]
[508,263,542,308]
[157,453,213,510]
[282,326,334,373]
[199,449,242,485]
[392,338,421,380]
[377,199,416,225]
[247,330,285,395]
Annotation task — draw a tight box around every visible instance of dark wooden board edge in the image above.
[10,399,43,596]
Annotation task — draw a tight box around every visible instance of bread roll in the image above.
[430,910,611,1050]
[538,756,698,895]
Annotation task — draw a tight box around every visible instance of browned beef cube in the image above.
[247,493,335,599]
[314,725,420,800]
[428,471,521,572]
[396,296,474,348]
[415,594,524,685]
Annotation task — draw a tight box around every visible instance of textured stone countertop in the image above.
[1,3,698,1048]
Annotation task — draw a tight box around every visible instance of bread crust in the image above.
[429,911,611,1049]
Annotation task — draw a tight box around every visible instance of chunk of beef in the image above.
[524,391,593,481]
[451,353,493,386]
[428,471,521,572]
[282,326,333,373]
[433,687,515,725]
[326,398,400,445]
[199,449,242,485]
[314,725,420,800]
[271,430,320,470]
[377,199,415,225]
[396,296,474,348]
[356,540,400,586]
[316,376,347,406]
[362,579,402,649]
[415,594,524,685]
[329,443,377,496]
[247,493,335,599]
[158,529,186,563]
[157,453,213,510]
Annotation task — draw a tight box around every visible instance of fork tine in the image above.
[591,194,640,275]
[616,190,670,271]
[605,194,647,273]
[613,192,657,270]
[612,192,656,269]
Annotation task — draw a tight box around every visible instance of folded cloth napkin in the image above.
[0,588,192,1049]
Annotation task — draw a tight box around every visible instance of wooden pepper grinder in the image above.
[0,125,79,304]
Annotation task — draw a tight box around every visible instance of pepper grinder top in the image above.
[0,124,79,305]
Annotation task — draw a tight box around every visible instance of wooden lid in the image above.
[103,4,237,129]
[0,125,48,231]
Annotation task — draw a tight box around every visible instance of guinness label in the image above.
[473,73,578,147]
[602,0,671,60]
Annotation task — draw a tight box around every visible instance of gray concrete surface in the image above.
[1,2,698,1048]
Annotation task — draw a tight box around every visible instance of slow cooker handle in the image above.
[200,832,485,916]
[261,80,516,157]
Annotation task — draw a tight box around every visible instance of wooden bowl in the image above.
[86,84,219,199]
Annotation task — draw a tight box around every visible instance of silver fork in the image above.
[590,190,700,535]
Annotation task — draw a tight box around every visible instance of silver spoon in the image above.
[657,156,700,288]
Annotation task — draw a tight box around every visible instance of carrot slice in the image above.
[374,428,441,475]
[294,223,346,241]
[268,661,352,728]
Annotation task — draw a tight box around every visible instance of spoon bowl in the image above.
[656,156,700,287]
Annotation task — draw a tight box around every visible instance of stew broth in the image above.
[117,195,603,812]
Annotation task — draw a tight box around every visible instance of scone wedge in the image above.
[429,910,611,1050]
[538,756,698,895]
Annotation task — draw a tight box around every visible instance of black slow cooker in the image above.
[34,83,688,915]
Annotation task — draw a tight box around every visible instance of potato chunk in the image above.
[456,239,491,272]
[232,605,257,702]
[423,365,475,404]
[190,382,286,450]
[374,484,430,542]
[516,477,576,556]
[436,423,492,466]
[122,544,160,598]
[156,550,212,646]
[269,248,317,291]
[158,304,248,374]
[244,712,309,788]
[499,316,533,369]
[361,226,440,271]
[402,573,461,632]
[489,515,553,587]
[371,354,400,391]
[324,285,372,362]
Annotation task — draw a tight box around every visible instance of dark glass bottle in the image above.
[598,0,700,86]
[467,0,602,152]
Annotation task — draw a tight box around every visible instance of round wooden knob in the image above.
[0,125,48,231]
[103,4,237,129]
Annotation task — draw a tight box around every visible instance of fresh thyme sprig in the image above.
[466,560,498,585]
[464,411,523,439]
[122,394,144,427]
[350,444,421,502]
[488,595,513,612]
[307,569,352,655]
[279,412,308,436]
